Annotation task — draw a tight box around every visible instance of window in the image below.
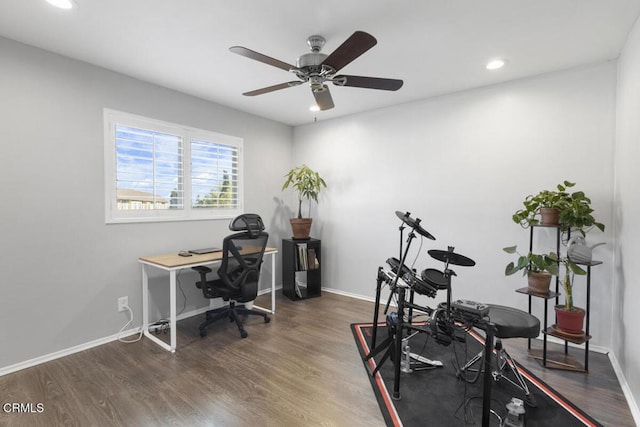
[104,109,243,223]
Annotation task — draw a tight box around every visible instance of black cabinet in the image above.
[282,238,321,300]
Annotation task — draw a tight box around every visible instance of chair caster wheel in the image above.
[265,316,271,323]
[199,329,207,338]
[240,330,248,338]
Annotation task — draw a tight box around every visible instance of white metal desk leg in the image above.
[141,264,172,352]
[271,252,276,313]
[253,251,276,314]
[169,270,177,352]
[142,265,150,334]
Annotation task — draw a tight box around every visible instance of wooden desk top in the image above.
[139,247,277,269]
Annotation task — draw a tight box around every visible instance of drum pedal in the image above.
[410,352,443,367]
[401,335,443,373]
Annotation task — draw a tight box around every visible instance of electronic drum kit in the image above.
[364,211,535,427]
[366,211,478,397]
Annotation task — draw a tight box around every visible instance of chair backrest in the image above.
[229,213,265,237]
[218,214,269,302]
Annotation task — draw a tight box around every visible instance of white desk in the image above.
[139,247,278,352]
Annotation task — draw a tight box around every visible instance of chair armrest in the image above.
[192,266,213,289]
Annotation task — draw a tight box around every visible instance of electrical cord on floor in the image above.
[454,323,483,384]
[149,319,170,334]
[122,270,189,341]
[117,305,143,343]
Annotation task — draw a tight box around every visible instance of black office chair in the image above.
[192,214,270,338]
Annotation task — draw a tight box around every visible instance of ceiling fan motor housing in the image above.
[296,45,330,90]
[296,34,332,89]
[296,52,328,69]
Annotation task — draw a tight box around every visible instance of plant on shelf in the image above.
[511,180,605,236]
[504,244,587,332]
[555,256,588,334]
[503,245,559,294]
[282,164,327,240]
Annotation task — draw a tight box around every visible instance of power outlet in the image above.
[118,296,128,312]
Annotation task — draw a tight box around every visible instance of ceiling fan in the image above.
[229,31,403,111]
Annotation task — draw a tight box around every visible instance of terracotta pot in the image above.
[527,271,552,294]
[555,305,585,334]
[290,218,312,240]
[539,207,560,226]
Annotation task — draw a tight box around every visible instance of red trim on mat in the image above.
[354,323,403,427]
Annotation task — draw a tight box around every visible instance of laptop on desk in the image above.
[188,247,221,255]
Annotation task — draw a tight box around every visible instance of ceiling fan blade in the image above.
[243,81,302,96]
[333,75,403,91]
[312,86,334,110]
[230,46,295,72]
[321,31,377,73]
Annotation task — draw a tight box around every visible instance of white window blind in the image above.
[115,125,184,211]
[191,138,239,209]
[104,109,243,223]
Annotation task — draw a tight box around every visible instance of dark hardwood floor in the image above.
[0,292,635,426]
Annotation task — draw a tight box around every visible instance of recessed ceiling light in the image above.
[45,0,76,9]
[486,59,506,70]
[309,105,320,112]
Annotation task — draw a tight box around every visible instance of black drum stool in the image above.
[458,304,540,407]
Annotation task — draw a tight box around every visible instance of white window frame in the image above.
[104,109,244,224]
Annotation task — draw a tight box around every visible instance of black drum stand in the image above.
[365,211,436,400]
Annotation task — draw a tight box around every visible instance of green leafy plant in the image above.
[503,245,586,311]
[512,180,605,236]
[282,164,327,219]
[503,245,559,276]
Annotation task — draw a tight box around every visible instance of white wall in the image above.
[294,63,616,349]
[614,14,640,419]
[0,37,293,370]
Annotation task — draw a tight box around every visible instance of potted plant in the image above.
[504,245,588,332]
[282,164,327,240]
[503,245,559,294]
[554,256,588,334]
[512,181,605,236]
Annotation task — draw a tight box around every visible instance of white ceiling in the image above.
[1,1,639,126]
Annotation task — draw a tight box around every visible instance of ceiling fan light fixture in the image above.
[45,0,76,9]
[486,59,506,70]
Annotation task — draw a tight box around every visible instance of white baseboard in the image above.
[322,286,379,303]
[0,286,284,378]
[0,331,133,377]
[608,349,640,425]
[259,284,282,296]
[0,306,210,377]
